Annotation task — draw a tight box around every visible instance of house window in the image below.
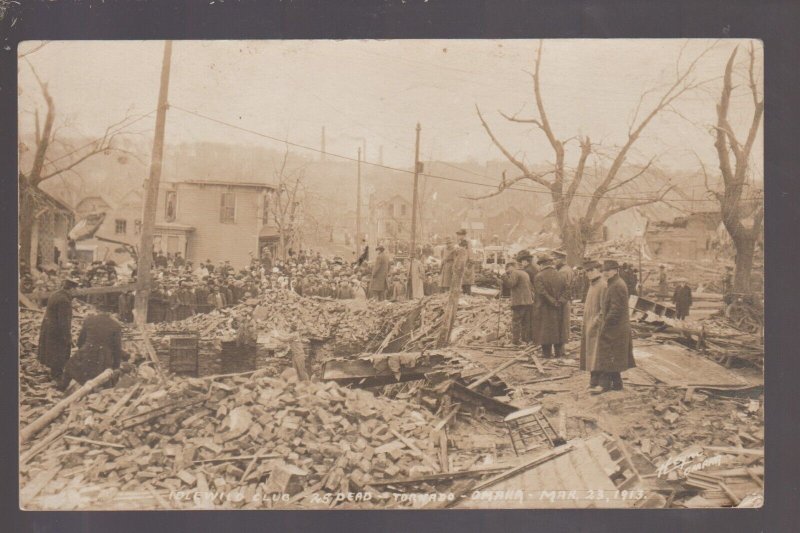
[134,219,142,235]
[165,191,177,222]
[220,192,236,223]
[115,219,127,234]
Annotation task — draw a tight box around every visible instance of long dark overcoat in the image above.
[369,251,390,292]
[532,266,569,345]
[37,289,73,375]
[597,274,636,372]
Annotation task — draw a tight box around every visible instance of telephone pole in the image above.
[134,40,173,325]
[410,123,421,260]
[355,147,362,260]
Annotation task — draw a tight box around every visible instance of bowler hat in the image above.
[601,259,620,271]
[517,250,532,261]
[537,255,553,265]
[63,277,80,288]
[583,260,601,271]
[456,228,467,236]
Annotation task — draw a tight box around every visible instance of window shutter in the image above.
[220,193,225,223]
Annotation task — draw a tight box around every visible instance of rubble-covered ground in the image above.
[19,283,764,510]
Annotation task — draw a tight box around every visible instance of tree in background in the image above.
[706,43,764,293]
[19,48,145,270]
[474,41,714,265]
[271,147,307,260]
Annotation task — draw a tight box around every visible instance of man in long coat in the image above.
[439,239,455,293]
[579,261,607,388]
[58,312,125,391]
[518,251,538,343]
[594,259,636,393]
[532,255,569,357]
[369,245,390,300]
[456,230,474,294]
[503,261,533,345]
[672,279,693,320]
[37,278,78,380]
[408,256,425,299]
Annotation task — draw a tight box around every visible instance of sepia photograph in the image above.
[17,38,764,510]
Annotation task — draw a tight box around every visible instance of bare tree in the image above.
[707,43,764,292]
[473,41,713,264]
[19,61,145,270]
[271,147,306,260]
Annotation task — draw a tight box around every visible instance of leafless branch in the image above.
[605,156,658,194]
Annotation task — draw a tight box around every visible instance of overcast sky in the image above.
[18,39,763,177]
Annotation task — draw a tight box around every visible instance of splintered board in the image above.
[456,435,638,509]
[632,343,750,388]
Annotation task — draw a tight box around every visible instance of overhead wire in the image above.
[169,104,729,204]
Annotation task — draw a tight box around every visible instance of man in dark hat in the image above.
[440,238,455,294]
[579,260,606,389]
[532,255,569,357]
[503,261,533,345]
[593,259,636,393]
[458,238,474,295]
[37,278,78,380]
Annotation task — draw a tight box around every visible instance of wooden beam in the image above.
[20,368,115,444]
[467,357,525,390]
[28,283,136,301]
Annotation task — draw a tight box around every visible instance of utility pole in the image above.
[355,147,362,260]
[134,40,173,326]
[410,123,421,259]
[408,123,421,297]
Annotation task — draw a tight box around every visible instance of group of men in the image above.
[504,253,635,394]
[37,278,127,391]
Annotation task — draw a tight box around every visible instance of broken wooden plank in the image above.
[389,429,440,472]
[20,368,115,444]
[64,436,125,449]
[467,357,525,390]
[702,446,764,457]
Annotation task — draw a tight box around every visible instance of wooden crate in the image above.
[169,334,199,376]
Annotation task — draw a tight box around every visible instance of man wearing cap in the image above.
[38,278,79,380]
[595,259,636,393]
[517,250,537,342]
[503,261,533,345]
[369,245,390,300]
[532,255,569,357]
[672,279,692,320]
[579,260,607,390]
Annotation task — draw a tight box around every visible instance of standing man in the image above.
[672,279,693,320]
[440,238,455,294]
[579,261,607,390]
[658,264,669,299]
[369,245,390,300]
[532,255,569,358]
[356,239,369,267]
[503,261,533,346]
[722,265,734,305]
[408,255,425,299]
[518,250,538,344]
[456,229,474,295]
[58,312,125,391]
[37,278,78,381]
[594,260,636,394]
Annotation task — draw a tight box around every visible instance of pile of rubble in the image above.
[20,368,445,510]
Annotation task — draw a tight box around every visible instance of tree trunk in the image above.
[732,235,755,293]
[19,185,35,274]
[561,220,585,266]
